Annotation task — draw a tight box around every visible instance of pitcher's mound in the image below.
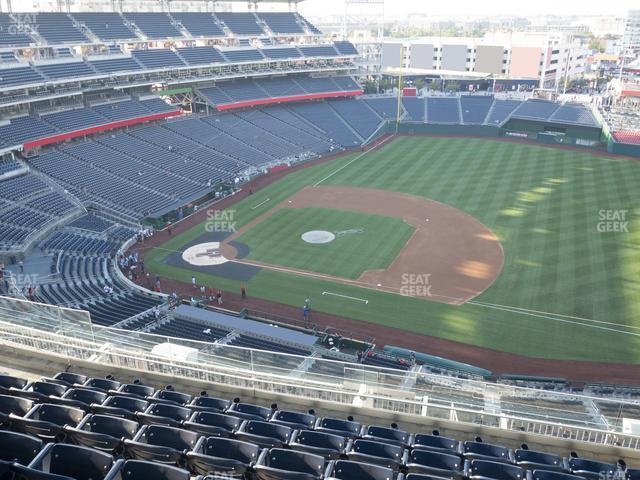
[301,230,336,244]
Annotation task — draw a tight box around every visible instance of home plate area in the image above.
[182,242,229,266]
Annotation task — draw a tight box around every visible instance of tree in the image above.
[414,79,425,91]
[428,80,440,91]
[447,81,461,92]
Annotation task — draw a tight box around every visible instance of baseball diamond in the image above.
[144,135,640,370]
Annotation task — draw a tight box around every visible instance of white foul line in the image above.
[322,291,369,304]
[251,198,270,210]
[313,135,395,187]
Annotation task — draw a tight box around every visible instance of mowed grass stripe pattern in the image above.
[236,207,415,279]
[147,136,640,363]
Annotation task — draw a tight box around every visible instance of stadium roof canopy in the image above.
[384,67,493,79]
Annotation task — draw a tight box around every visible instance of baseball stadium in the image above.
[0,0,639,478]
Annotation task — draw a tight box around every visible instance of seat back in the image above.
[82,414,138,439]
[0,394,32,416]
[201,437,260,463]
[30,443,115,479]
[264,448,325,475]
[330,460,395,480]
[189,396,230,412]
[469,460,525,480]
[413,434,459,452]
[110,460,190,480]
[0,430,43,464]
[410,449,462,471]
[141,425,198,450]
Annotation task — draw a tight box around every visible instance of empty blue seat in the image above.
[53,388,107,411]
[15,443,115,480]
[63,414,138,453]
[467,460,526,480]
[515,449,566,471]
[10,403,84,441]
[315,417,361,438]
[405,449,464,478]
[0,430,42,465]
[150,388,192,406]
[114,383,155,399]
[123,424,198,465]
[186,436,260,477]
[361,425,411,447]
[412,433,460,454]
[226,400,274,421]
[531,470,588,480]
[463,441,513,463]
[289,430,346,459]
[136,403,191,427]
[254,448,326,480]
[325,459,395,480]
[270,409,316,430]
[347,439,404,470]
[183,410,242,437]
[568,457,617,480]
[0,394,33,423]
[235,420,293,448]
[108,460,190,480]
[92,395,149,419]
[187,395,230,413]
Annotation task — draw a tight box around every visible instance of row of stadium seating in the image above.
[197,75,362,107]
[0,11,325,46]
[25,97,393,219]
[601,106,640,145]
[400,96,599,127]
[0,97,177,149]
[0,369,637,480]
[0,173,81,251]
[35,248,161,326]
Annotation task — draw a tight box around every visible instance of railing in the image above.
[0,295,639,449]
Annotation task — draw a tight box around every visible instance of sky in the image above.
[298,0,637,19]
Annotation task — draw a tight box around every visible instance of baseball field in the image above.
[144,135,640,365]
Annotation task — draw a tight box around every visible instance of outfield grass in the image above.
[145,136,640,363]
[235,207,414,279]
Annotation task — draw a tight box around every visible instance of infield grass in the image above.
[235,207,414,279]
[146,136,640,363]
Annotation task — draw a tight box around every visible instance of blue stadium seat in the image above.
[532,470,589,480]
[315,417,361,438]
[183,410,242,437]
[412,433,461,454]
[467,460,526,480]
[325,459,396,480]
[568,457,617,480]
[136,403,191,427]
[10,403,84,441]
[63,414,138,453]
[226,400,275,421]
[0,430,43,465]
[14,443,115,480]
[92,395,149,420]
[405,449,464,478]
[0,394,33,423]
[187,395,230,413]
[108,460,190,480]
[361,425,411,447]
[347,439,404,470]
[289,430,347,459]
[515,448,566,472]
[123,424,198,465]
[463,441,514,463]
[270,409,316,430]
[186,436,261,477]
[52,388,108,411]
[235,420,293,448]
[254,448,326,480]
